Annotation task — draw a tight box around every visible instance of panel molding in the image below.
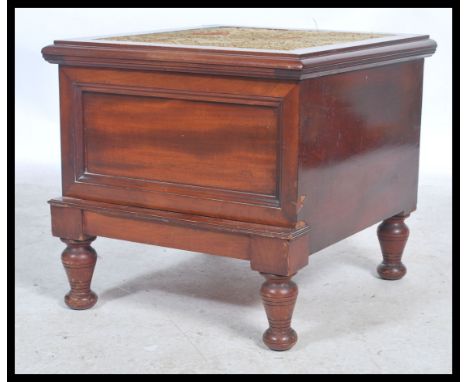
[72,81,283,208]
[59,68,300,226]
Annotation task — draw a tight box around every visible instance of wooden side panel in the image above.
[299,60,424,254]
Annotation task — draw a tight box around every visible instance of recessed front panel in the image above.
[83,91,278,195]
[59,67,300,226]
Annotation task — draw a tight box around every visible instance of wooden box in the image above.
[42,26,436,350]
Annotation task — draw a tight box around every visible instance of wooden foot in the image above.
[61,237,98,309]
[260,273,298,351]
[377,213,410,280]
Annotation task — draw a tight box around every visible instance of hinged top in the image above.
[42,25,437,80]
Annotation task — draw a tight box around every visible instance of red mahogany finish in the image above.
[377,213,410,280]
[260,273,298,351]
[42,26,436,350]
[61,237,98,309]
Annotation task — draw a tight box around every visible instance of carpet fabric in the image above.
[100,27,386,51]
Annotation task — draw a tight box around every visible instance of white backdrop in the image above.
[15,8,452,177]
[12,8,456,374]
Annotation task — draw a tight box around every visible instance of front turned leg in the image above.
[377,213,410,280]
[61,237,98,309]
[260,273,298,351]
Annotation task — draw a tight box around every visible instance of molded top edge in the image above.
[41,26,437,79]
[50,25,429,56]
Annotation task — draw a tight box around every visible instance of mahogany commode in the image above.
[42,26,436,351]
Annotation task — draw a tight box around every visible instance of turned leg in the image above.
[260,273,298,351]
[60,237,98,309]
[377,213,410,280]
